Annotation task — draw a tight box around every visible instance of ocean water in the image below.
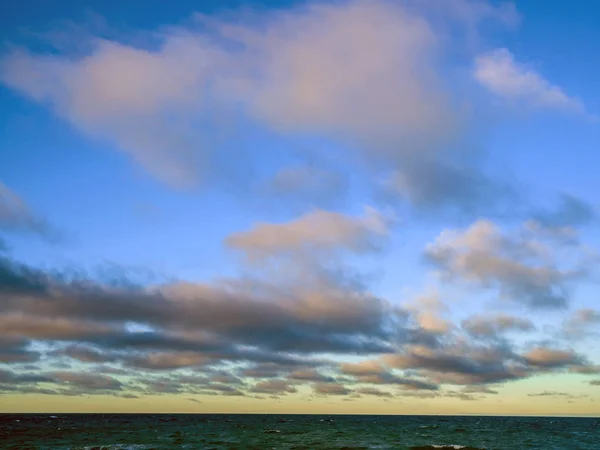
[1,414,599,449]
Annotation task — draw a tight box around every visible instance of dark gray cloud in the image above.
[201,384,245,396]
[0,368,123,396]
[383,158,517,217]
[533,194,596,229]
[0,336,39,363]
[0,250,596,399]
[355,386,394,398]
[59,345,117,363]
[527,391,586,399]
[313,382,352,396]
[0,369,54,384]
[462,314,535,337]
[250,379,298,395]
[354,373,439,391]
[461,385,498,395]
[240,361,323,379]
[0,253,398,356]
[51,371,122,391]
[289,368,335,383]
[382,341,586,386]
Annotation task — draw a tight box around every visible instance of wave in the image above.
[410,445,486,450]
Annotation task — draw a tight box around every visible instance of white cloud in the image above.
[225,206,390,262]
[474,48,589,115]
[425,219,592,308]
[404,290,453,334]
[0,0,514,209]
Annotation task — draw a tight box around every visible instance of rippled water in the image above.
[1,414,599,449]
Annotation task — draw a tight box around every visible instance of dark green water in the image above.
[1,414,599,449]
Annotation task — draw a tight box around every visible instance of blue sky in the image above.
[0,0,599,414]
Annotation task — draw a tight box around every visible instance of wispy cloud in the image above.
[0,182,62,241]
[474,48,593,118]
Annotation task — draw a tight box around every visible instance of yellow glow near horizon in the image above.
[2,390,598,416]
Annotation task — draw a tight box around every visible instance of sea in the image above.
[1,414,599,449]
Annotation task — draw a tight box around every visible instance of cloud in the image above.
[563,309,600,339]
[0,0,520,212]
[523,348,582,368]
[404,290,453,334]
[462,313,535,337]
[0,182,60,240]
[0,249,406,393]
[474,48,590,116]
[383,343,524,386]
[226,206,390,262]
[461,385,498,395]
[527,391,585,399]
[51,371,122,391]
[425,219,591,309]
[382,159,517,215]
[288,368,334,383]
[339,360,386,377]
[59,345,117,363]
[0,336,39,363]
[0,227,595,398]
[0,249,401,356]
[240,361,322,379]
[250,379,297,395]
[355,386,394,398]
[570,365,600,375]
[313,382,352,396]
[265,164,347,209]
[533,194,597,229]
[0,314,120,341]
[123,352,213,371]
[355,372,439,391]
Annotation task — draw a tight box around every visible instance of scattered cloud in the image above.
[226,206,390,262]
[527,391,588,400]
[425,219,593,309]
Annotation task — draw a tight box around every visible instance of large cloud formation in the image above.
[0,0,526,215]
[0,214,596,400]
[0,0,598,404]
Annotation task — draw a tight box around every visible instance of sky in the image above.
[0,0,599,416]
